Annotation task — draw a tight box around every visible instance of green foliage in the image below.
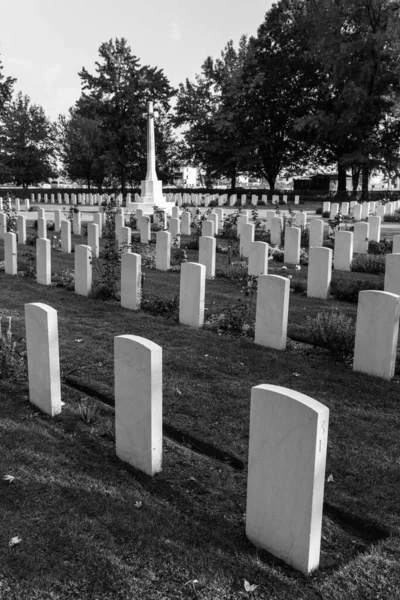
[0,316,27,382]
[52,269,75,291]
[331,278,384,303]
[304,310,355,362]
[368,239,393,255]
[18,248,36,278]
[78,397,100,424]
[0,54,15,116]
[140,294,179,320]
[2,196,17,233]
[291,278,307,294]
[351,254,385,275]
[204,304,255,339]
[91,196,120,299]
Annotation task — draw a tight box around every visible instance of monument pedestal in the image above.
[125,178,173,215]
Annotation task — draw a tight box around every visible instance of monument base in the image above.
[124,178,173,215]
[125,201,173,216]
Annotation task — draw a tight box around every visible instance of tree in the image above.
[78,38,176,197]
[175,37,251,190]
[297,0,400,196]
[0,54,15,115]
[0,92,56,187]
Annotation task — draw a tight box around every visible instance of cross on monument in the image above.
[142,101,159,182]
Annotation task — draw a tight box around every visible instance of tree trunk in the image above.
[120,168,126,200]
[230,169,237,191]
[337,159,347,195]
[361,164,369,200]
[351,166,361,197]
[87,178,91,191]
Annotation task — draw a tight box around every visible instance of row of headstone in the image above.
[325,199,400,220]
[30,192,107,206]
[22,300,329,574]
[0,197,30,211]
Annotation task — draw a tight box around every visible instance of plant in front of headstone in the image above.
[140,293,179,320]
[77,396,100,424]
[0,316,27,383]
[221,210,241,242]
[3,195,18,233]
[269,245,284,262]
[18,248,36,278]
[304,310,355,362]
[351,253,385,274]
[51,269,75,290]
[330,278,384,303]
[204,301,255,339]
[91,195,120,300]
[368,239,393,255]
[300,225,309,248]
[327,212,343,240]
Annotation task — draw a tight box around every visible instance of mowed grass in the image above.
[0,222,400,599]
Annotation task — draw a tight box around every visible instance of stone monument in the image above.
[126,101,172,215]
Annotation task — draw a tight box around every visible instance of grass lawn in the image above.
[0,222,400,599]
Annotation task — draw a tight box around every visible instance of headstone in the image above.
[246,384,329,575]
[262,194,268,205]
[353,291,400,380]
[36,238,51,285]
[54,210,61,233]
[202,220,215,238]
[72,211,81,235]
[248,241,268,276]
[156,231,171,271]
[334,231,353,271]
[323,202,331,213]
[179,262,206,328]
[169,217,180,245]
[307,247,332,299]
[330,203,339,218]
[353,204,362,221]
[384,253,400,296]
[353,222,369,253]
[214,207,224,230]
[119,225,132,251]
[271,217,283,245]
[114,335,162,475]
[61,220,71,253]
[255,275,289,350]
[181,211,191,236]
[368,215,381,243]
[284,227,300,264]
[199,236,216,279]
[25,198,30,210]
[24,303,62,416]
[393,234,400,254]
[361,202,369,219]
[50,194,55,204]
[209,213,219,235]
[38,207,45,219]
[121,252,141,310]
[115,214,124,242]
[75,245,92,296]
[295,212,307,227]
[341,202,349,216]
[87,223,100,258]
[15,198,20,212]
[265,210,275,232]
[237,214,249,239]
[240,223,255,258]
[376,205,386,217]
[38,217,47,239]
[172,206,180,219]
[309,219,324,247]
[4,232,17,275]
[17,215,26,244]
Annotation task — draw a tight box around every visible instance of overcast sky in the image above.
[0,0,273,121]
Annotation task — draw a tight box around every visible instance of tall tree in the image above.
[0,54,15,115]
[0,92,56,187]
[78,38,176,197]
[297,0,400,196]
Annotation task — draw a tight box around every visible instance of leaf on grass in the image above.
[244,579,258,592]
[184,580,199,586]
[293,373,300,377]
[327,474,334,483]
[204,354,209,357]
[134,501,143,509]
[74,339,83,343]
[176,389,182,395]
[9,536,22,547]
[3,475,15,483]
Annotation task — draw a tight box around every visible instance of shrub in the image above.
[368,239,393,255]
[0,316,27,382]
[18,249,36,278]
[204,304,255,339]
[315,207,323,215]
[300,226,309,248]
[330,278,384,303]
[291,279,307,294]
[78,397,100,424]
[304,310,355,361]
[322,211,330,218]
[3,197,18,233]
[141,294,179,320]
[81,222,88,237]
[47,220,55,232]
[52,269,75,291]
[269,246,284,262]
[351,254,385,274]
[26,234,36,246]
[383,210,400,222]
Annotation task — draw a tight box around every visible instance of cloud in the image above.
[170,19,182,41]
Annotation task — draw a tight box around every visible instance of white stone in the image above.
[119,225,132,251]
[341,202,349,216]
[353,291,400,380]
[121,252,141,310]
[248,241,268,276]
[294,195,299,205]
[54,210,61,233]
[240,223,255,258]
[114,335,162,475]
[169,217,180,245]
[156,231,171,271]
[15,198,20,212]
[334,231,353,271]
[38,217,47,239]
[179,262,206,328]
[17,215,26,244]
[295,212,307,227]
[72,211,81,235]
[384,253,400,297]
[75,245,92,296]
[353,205,362,221]
[393,235,400,254]
[353,222,369,253]
[309,219,324,247]
[171,206,180,219]
[4,232,17,275]
[181,211,191,236]
[0,212,6,239]
[330,203,339,217]
[36,238,51,285]
[246,384,329,575]
[307,247,332,299]
[115,214,124,242]
[61,220,71,253]
[24,303,62,416]
[199,236,216,279]
[322,202,330,213]
[284,227,300,264]
[368,216,381,243]
[376,205,386,217]
[271,217,282,245]
[209,213,219,235]
[361,202,369,219]
[87,223,100,258]
[255,275,289,350]
[139,216,151,244]
[202,220,215,237]
[237,214,249,238]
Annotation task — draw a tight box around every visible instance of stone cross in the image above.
[142,101,159,182]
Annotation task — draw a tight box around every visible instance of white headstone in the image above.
[393,235,400,254]
[353,222,369,253]
[255,275,289,350]
[246,384,329,575]
[61,220,71,253]
[334,231,353,271]
[17,215,26,244]
[384,253,400,297]
[353,291,400,380]
[87,223,100,258]
[38,217,47,239]
[248,241,268,276]
[119,225,132,251]
[240,223,255,258]
[353,204,362,221]
[368,215,381,243]
[114,335,162,475]
[121,252,141,310]
[307,247,332,299]
[73,211,81,235]
[36,238,51,285]
[181,211,191,236]
[179,262,206,328]
[25,303,62,416]
[4,232,17,275]
[0,213,6,239]
[156,231,171,271]
[202,220,215,238]
[199,235,216,279]
[309,219,324,248]
[284,227,300,264]
[169,217,180,245]
[75,245,92,296]
[54,210,61,233]
[271,217,282,246]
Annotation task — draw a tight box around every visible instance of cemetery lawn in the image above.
[1,238,400,598]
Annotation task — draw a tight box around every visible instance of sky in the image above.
[0,0,274,121]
